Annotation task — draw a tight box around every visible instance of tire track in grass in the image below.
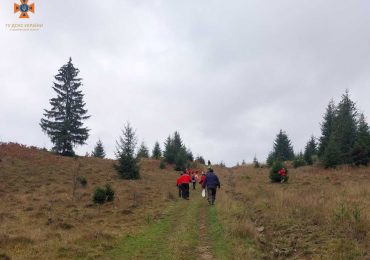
[196,204,214,260]
[162,198,200,260]
[196,194,232,260]
[207,206,231,260]
[109,189,245,260]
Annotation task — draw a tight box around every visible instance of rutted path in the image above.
[196,203,214,260]
[109,190,223,259]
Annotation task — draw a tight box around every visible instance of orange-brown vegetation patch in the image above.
[0,143,178,259]
[215,164,370,259]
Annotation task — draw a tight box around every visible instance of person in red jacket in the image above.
[199,171,206,187]
[176,173,183,198]
[180,170,191,199]
[199,171,207,198]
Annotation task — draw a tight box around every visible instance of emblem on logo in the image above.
[14,0,35,18]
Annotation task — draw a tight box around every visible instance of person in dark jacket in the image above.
[203,168,220,205]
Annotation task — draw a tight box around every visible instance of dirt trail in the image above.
[109,189,225,259]
[196,197,214,260]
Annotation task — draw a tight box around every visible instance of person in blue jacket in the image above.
[203,168,220,205]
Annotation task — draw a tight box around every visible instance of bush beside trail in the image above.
[269,161,288,183]
[93,185,115,204]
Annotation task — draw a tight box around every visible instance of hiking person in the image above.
[278,167,287,183]
[203,168,220,205]
[176,173,183,198]
[191,172,197,190]
[199,171,206,187]
[199,171,207,198]
[194,171,199,189]
[180,170,191,199]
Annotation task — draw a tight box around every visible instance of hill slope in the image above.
[1,143,370,259]
[0,143,179,259]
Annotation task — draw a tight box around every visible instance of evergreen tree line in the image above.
[40,58,205,180]
[318,91,370,167]
[265,90,370,168]
[92,130,203,171]
[163,131,195,171]
[266,129,295,166]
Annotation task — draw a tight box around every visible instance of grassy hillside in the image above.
[0,143,179,259]
[214,164,370,259]
[1,143,370,259]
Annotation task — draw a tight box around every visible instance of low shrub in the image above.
[92,185,115,204]
[293,153,306,168]
[159,160,166,169]
[76,176,87,187]
[93,187,106,204]
[269,161,288,183]
[254,161,260,168]
[105,184,115,202]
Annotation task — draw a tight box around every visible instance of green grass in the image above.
[110,204,175,259]
[110,198,201,260]
[162,199,200,260]
[208,206,231,260]
[110,191,263,260]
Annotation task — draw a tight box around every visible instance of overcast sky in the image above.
[1,1,370,166]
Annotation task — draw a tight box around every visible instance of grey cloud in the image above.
[1,0,370,165]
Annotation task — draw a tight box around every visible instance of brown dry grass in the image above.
[2,143,370,259]
[0,143,178,259]
[214,164,370,259]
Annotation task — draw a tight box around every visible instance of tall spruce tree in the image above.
[186,148,194,162]
[92,139,105,158]
[174,147,188,171]
[163,136,176,164]
[318,100,336,158]
[163,131,185,164]
[163,131,193,171]
[115,123,140,179]
[304,136,317,165]
[271,130,294,161]
[152,141,162,159]
[333,90,358,164]
[40,58,90,156]
[266,151,275,167]
[137,142,150,159]
[173,131,183,152]
[352,113,370,166]
[322,134,341,168]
